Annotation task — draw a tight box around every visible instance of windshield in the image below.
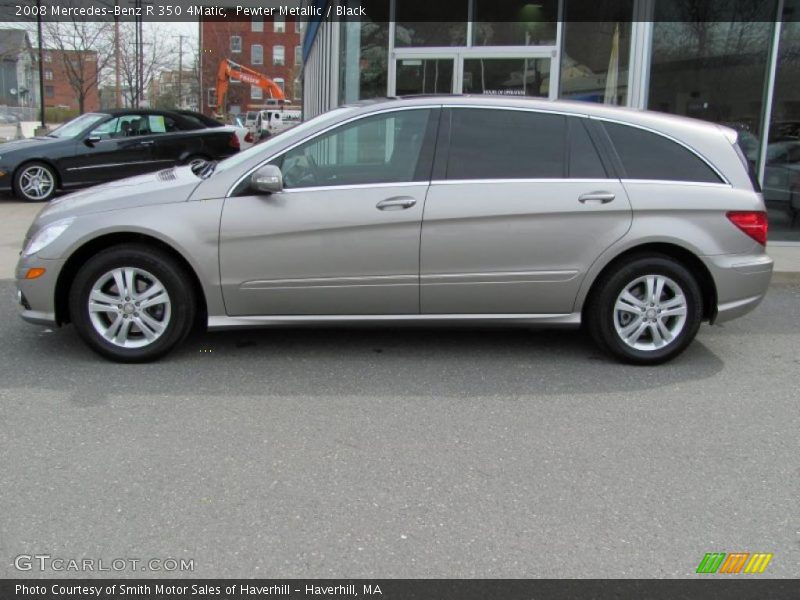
[48,113,107,138]
[215,108,353,174]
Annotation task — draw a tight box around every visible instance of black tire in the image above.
[68,244,196,363]
[13,161,57,202]
[586,254,703,365]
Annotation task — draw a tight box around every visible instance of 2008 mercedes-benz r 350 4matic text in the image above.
[16,97,773,364]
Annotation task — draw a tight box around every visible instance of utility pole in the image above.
[114,2,121,108]
[36,0,45,128]
[176,35,184,109]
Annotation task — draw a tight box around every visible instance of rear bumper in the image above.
[703,252,773,323]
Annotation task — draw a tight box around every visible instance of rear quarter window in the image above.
[602,121,722,183]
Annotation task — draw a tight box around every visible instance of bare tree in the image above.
[43,20,115,113]
[116,23,176,107]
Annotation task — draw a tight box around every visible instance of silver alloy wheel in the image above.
[613,274,688,352]
[87,267,172,349]
[19,165,55,200]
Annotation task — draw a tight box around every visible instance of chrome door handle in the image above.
[376,196,417,211]
[579,191,615,204]
[139,140,154,146]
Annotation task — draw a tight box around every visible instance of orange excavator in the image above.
[215,59,285,118]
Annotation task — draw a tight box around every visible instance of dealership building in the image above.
[301,0,800,240]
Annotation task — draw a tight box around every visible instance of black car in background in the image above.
[0,109,241,202]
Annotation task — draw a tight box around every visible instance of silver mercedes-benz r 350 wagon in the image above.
[16,96,773,364]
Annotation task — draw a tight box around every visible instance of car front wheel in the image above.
[69,244,196,362]
[587,255,703,365]
[14,162,57,202]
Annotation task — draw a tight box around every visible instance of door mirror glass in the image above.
[251,164,283,194]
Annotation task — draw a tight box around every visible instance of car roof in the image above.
[344,94,732,141]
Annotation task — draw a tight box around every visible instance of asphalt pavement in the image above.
[1,279,798,578]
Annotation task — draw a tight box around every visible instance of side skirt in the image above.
[208,313,582,330]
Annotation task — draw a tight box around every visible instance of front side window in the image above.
[602,122,722,183]
[272,109,435,189]
[90,114,153,139]
[445,108,566,179]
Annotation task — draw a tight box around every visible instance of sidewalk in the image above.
[1,197,799,281]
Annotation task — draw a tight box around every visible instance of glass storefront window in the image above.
[396,0,468,47]
[339,19,389,103]
[648,2,776,159]
[396,59,455,95]
[766,0,800,240]
[472,0,558,46]
[560,0,633,105]
[463,58,551,97]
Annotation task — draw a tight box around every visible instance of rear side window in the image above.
[603,122,722,183]
[446,108,566,179]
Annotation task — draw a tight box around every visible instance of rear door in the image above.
[420,107,632,315]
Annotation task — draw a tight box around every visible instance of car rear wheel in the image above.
[14,162,57,202]
[587,255,703,365]
[69,244,196,362]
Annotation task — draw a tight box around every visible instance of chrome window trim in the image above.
[226,105,441,197]
[431,178,617,185]
[590,116,731,185]
[280,181,430,194]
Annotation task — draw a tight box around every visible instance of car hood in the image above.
[0,136,64,154]
[37,166,203,223]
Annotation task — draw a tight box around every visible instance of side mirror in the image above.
[85,135,101,146]
[251,164,283,194]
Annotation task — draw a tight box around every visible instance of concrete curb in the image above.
[771,272,800,285]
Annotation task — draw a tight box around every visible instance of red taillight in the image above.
[229,133,240,149]
[727,211,768,246]
[244,131,254,143]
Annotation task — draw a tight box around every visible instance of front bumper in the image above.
[703,252,773,323]
[15,255,66,328]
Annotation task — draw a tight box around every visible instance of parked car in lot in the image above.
[0,109,242,202]
[15,96,772,364]
[173,109,255,151]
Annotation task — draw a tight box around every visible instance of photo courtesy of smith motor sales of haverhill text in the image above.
[0,0,799,599]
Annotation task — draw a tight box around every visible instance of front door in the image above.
[391,53,557,99]
[219,107,440,316]
[62,114,160,186]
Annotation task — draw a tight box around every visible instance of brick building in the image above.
[199,16,303,117]
[40,49,100,114]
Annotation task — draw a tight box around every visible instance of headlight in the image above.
[23,217,74,257]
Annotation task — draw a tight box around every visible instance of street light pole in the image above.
[36,0,45,127]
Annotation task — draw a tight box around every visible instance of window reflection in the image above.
[472,0,558,46]
[766,0,800,238]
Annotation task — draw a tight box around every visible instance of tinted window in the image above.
[446,108,566,180]
[568,118,607,178]
[274,109,435,189]
[603,122,721,183]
